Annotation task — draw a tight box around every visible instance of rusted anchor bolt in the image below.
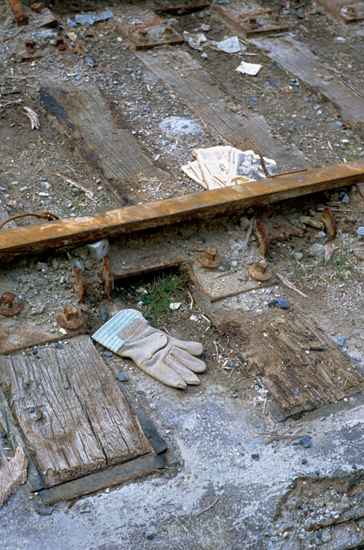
[197,247,222,269]
[248,259,273,281]
[247,16,259,28]
[0,292,24,317]
[56,306,85,330]
[345,5,356,15]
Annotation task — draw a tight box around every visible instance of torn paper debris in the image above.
[182,146,277,190]
[215,36,245,53]
[236,61,262,76]
[183,31,207,51]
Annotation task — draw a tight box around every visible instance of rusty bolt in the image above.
[345,5,356,15]
[270,12,280,22]
[248,260,273,281]
[0,292,24,317]
[247,16,259,29]
[197,247,222,269]
[56,306,85,330]
[30,2,42,12]
[25,38,36,49]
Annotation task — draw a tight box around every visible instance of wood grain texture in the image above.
[0,387,44,492]
[0,336,153,487]
[39,453,164,506]
[251,36,364,137]
[39,82,170,205]
[195,291,364,418]
[139,49,309,173]
[0,445,27,507]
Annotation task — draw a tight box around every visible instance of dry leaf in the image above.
[23,106,40,130]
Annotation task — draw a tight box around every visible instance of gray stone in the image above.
[159,116,202,137]
[277,298,289,309]
[116,373,129,382]
[308,243,325,260]
[145,526,157,540]
[337,336,345,347]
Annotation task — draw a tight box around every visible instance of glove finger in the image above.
[169,339,204,357]
[140,361,187,390]
[170,348,206,373]
[165,354,201,385]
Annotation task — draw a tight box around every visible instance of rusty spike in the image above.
[8,0,28,25]
[0,292,24,317]
[56,306,85,330]
[197,247,222,268]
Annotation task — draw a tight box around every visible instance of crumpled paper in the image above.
[182,146,277,190]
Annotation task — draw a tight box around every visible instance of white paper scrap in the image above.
[216,36,245,53]
[236,61,262,76]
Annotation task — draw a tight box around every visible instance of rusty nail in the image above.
[0,292,24,317]
[197,247,222,268]
[99,256,114,298]
[271,12,279,22]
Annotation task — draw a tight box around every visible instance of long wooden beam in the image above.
[1,160,364,262]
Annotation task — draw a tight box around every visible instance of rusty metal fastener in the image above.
[56,306,85,330]
[247,16,259,29]
[248,260,273,281]
[99,256,114,298]
[0,292,24,317]
[197,247,222,269]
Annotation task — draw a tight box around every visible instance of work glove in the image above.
[92,309,206,389]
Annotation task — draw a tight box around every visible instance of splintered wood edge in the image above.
[38,453,164,506]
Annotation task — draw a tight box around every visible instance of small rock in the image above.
[277,298,289,309]
[251,96,258,103]
[294,252,303,261]
[268,299,278,308]
[54,343,63,349]
[201,24,211,31]
[116,373,129,382]
[149,403,156,410]
[337,336,345,347]
[299,435,312,448]
[63,384,69,390]
[309,243,325,260]
[302,458,308,465]
[84,259,92,270]
[335,36,346,43]
[342,193,350,204]
[1,432,7,439]
[251,453,259,460]
[103,351,113,357]
[317,231,326,238]
[159,116,202,137]
[101,308,108,322]
[357,227,364,238]
[145,527,157,540]
[24,352,31,357]
[32,349,38,355]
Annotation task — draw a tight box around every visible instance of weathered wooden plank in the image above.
[195,292,364,418]
[0,445,27,507]
[1,159,364,262]
[39,82,170,205]
[0,336,153,487]
[250,36,364,137]
[0,387,44,492]
[139,49,309,173]
[38,453,164,506]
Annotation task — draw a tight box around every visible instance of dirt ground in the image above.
[1,1,364,549]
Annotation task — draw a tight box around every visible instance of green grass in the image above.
[140,271,189,323]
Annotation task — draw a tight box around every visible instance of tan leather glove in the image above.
[92,310,206,389]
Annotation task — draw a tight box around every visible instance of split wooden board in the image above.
[39,82,170,205]
[250,36,364,138]
[0,336,154,487]
[140,50,309,174]
[1,159,364,262]
[195,292,364,418]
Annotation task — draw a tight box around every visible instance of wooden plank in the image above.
[39,82,170,205]
[0,336,153,487]
[139,50,309,173]
[250,36,364,138]
[0,387,44,492]
[194,292,364,418]
[0,445,27,507]
[38,453,164,506]
[1,159,364,262]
